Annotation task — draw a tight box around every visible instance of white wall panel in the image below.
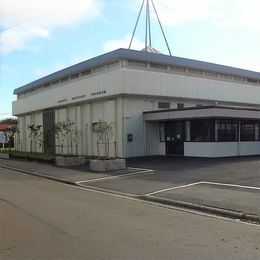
[239,142,260,156]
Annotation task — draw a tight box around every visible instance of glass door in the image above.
[165,121,184,155]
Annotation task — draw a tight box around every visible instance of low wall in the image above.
[239,142,260,156]
[184,142,260,157]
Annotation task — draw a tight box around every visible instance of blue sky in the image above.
[1,0,260,120]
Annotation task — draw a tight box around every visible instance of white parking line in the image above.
[128,167,155,171]
[201,181,260,191]
[76,169,154,184]
[145,182,204,196]
[145,180,260,197]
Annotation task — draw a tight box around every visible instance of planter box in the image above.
[0,153,10,159]
[56,156,86,167]
[90,159,126,172]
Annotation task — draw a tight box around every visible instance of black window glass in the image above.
[216,120,238,141]
[240,121,255,141]
[190,120,215,142]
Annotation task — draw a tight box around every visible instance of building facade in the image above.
[13,49,260,157]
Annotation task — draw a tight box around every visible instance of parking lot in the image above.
[77,156,260,216]
[1,155,260,218]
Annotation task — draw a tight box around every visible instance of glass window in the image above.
[81,70,91,76]
[177,103,184,109]
[159,122,165,142]
[240,121,256,141]
[60,77,69,83]
[70,73,79,80]
[190,120,215,142]
[257,122,260,141]
[216,120,238,141]
[158,102,170,109]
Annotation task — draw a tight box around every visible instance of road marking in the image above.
[145,181,204,196]
[201,181,260,191]
[128,167,154,171]
[70,183,260,227]
[75,169,154,184]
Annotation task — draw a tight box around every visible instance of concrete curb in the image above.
[0,165,77,186]
[141,195,260,223]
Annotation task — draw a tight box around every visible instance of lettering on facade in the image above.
[57,99,68,104]
[72,95,86,101]
[91,90,106,96]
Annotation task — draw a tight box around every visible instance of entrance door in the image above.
[165,121,184,155]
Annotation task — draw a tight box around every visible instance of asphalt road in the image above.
[0,168,259,259]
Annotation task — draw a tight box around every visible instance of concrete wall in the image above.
[13,67,260,116]
[184,142,260,157]
[122,69,260,106]
[16,97,124,157]
[13,69,124,115]
[16,113,43,153]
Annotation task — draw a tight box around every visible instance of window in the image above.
[247,78,258,84]
[51,80,59,86]
[81,70,91,76]
[216,120,238,141]
[187,68,203,76]
[94,66,105,73]
[107,61,119,70]
[158,102,170,109]
[60,77,69,83]
[159,122,165,142]
[204,71,218,78]
[170,66,186,73]
[70,73,79,80]
[219,74,232,80]
[127,60,147,68]
[240,121,256,141]
[233,76,245,82]
[177,103,184,109]
[190,120,215,142]
[257,122,260,141]
[150,63,167,70]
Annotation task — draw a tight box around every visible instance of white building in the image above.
[13,48,260,157]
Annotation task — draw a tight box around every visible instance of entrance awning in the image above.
[143,105,260,121]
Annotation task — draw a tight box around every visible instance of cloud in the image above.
[33,50,93,79]
[133,0,260,31]
[0,0,103,54]
[103,34,145,52]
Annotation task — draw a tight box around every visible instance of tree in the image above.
[55,120,80,155]
[0,117,17,125]
[95,120,114,159]
[27,124,43,153]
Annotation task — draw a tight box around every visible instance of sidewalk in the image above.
[0,158,138,184]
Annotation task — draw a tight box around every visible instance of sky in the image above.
[1,0,260,120]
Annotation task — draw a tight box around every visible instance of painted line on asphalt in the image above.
[201,181,260,191]
[128,167,155,171]
[75,169,154,184]
[145,181,204,196]
[70,183,260,227]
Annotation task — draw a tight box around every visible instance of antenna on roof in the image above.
[129,0,172,56]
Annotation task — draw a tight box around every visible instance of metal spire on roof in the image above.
[129,0,172,56]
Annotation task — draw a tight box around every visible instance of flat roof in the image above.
[143,105,260,121]
[14,48,260,95]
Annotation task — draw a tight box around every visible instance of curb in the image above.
[0,164,76,186]
[141,195,260,223]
